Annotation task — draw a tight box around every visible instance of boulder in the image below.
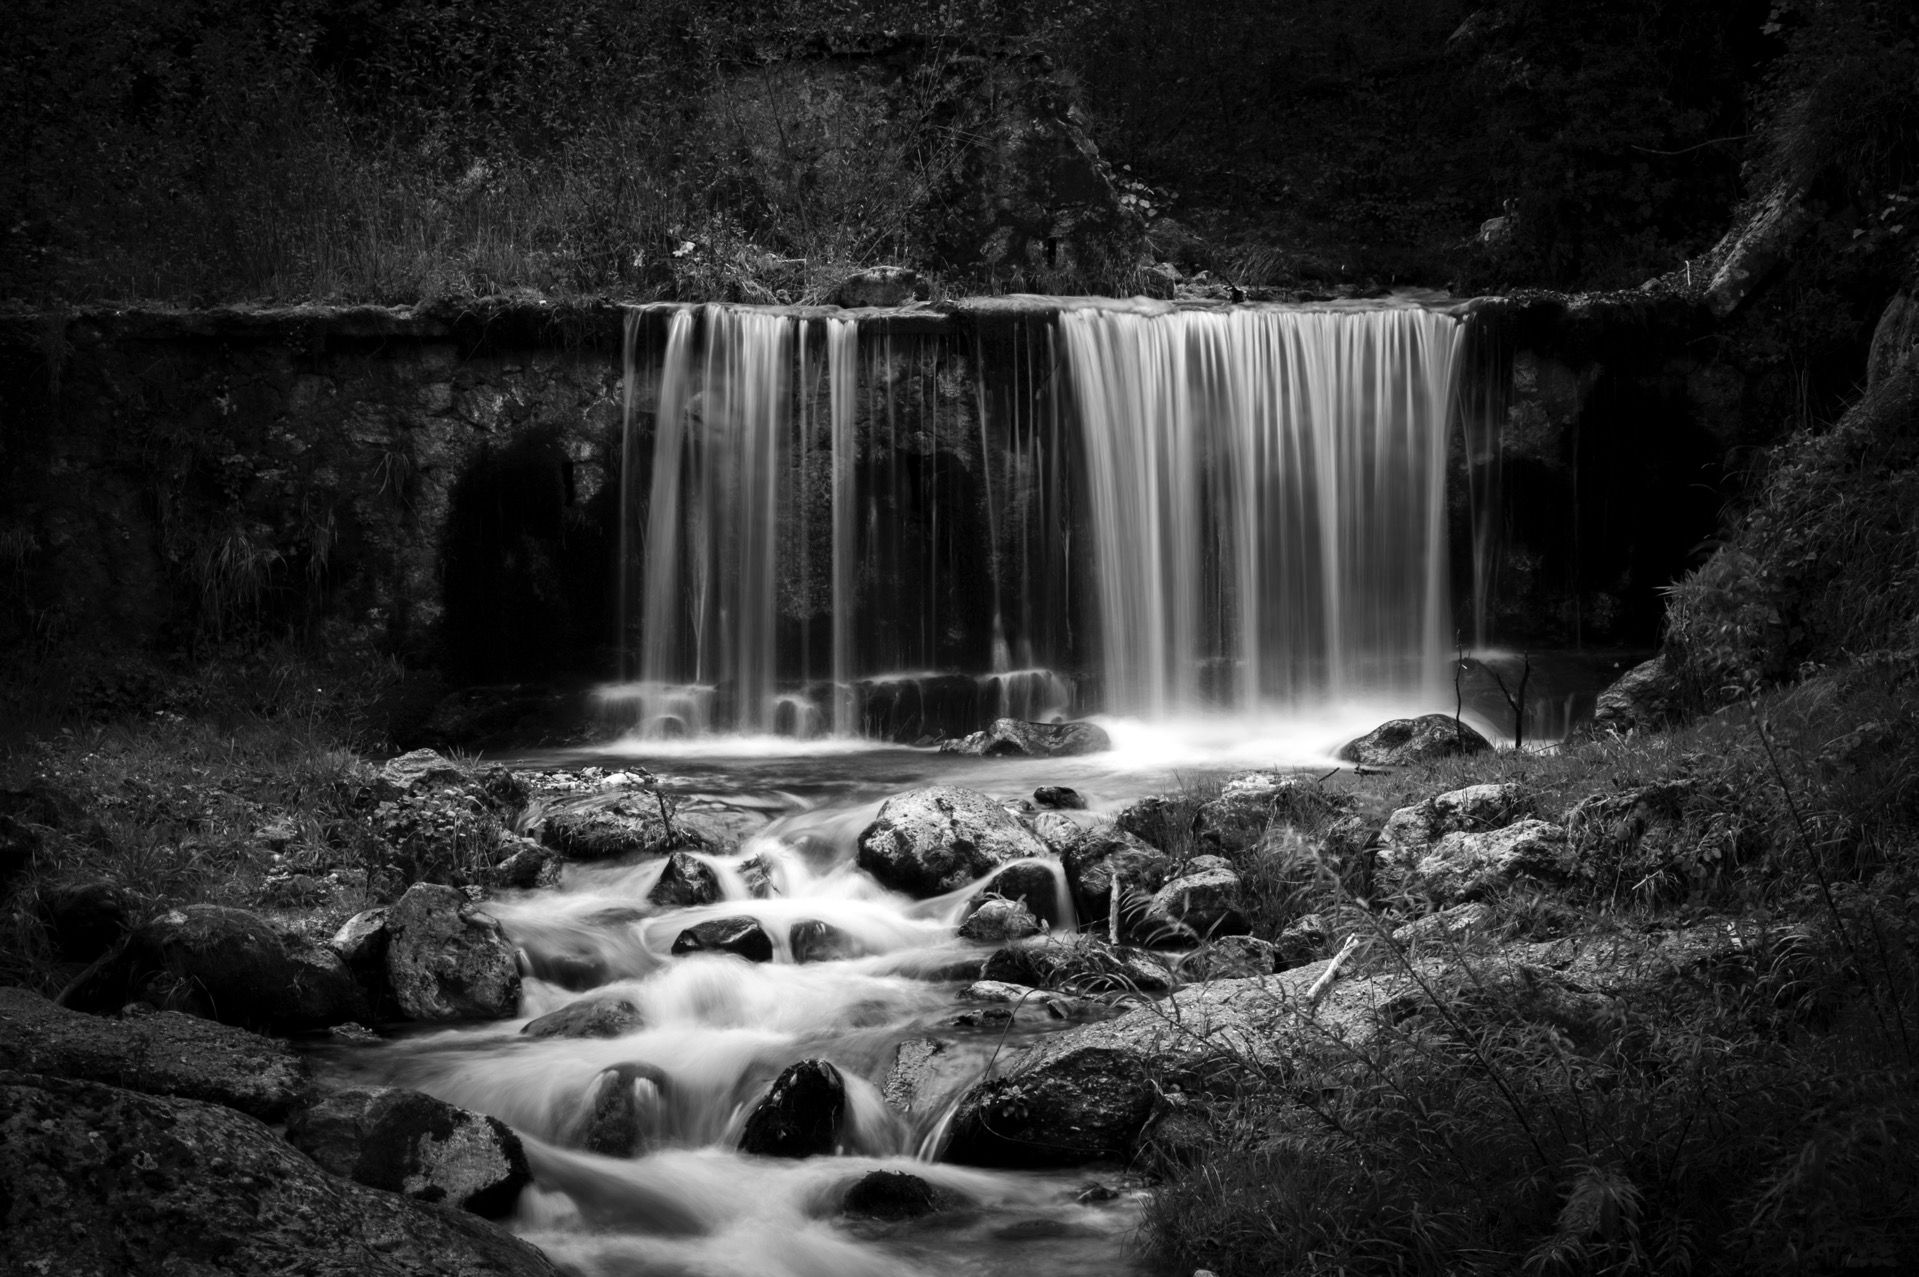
[1589,654,1686,735]
[983,860,1066,925]
[582,1061,671,1157]
[1199,773,1357,850]
[672,916,774,963]
[958,897,1043,944]
[522,994,642,1040]
[1385,819,1571,903]
[1337,715,1493,767]
[0,1073,558,1276]
[738,1059,846,1158]
[1059,820,1174,931]
[648,851,722,908]
[1273,913,1332,970]
[883,1037,957,1119]
[1114,794,1181,849]
[1033,785,1087,810]
[1379,782,1529,853]
[62,903,369,1033]
[1140,855,1248,943]
[0,986,308,1120]
[790,919,860,963]
[536,791,720,862]
[856,787,1049,898]
[980,934,1174,994]
[1025,810,1084,854]
[938,718,1112,758]
[841,1170,955,1220]
[331,907,396,1012]
[286,1087,531,1218]
[378,748,469,796]
[942,957,1434,1167]
[384,885,521,1022]
[488,834,561,889]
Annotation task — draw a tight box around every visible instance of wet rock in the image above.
[378,747,469,796]
[1385,819,1571,903]
[1025,809,1084,854]
[331,907,395,1010]
[884,1037,956,1118]
[856,786,1049,898]
[834,265,922,308]
[583,1061,671,1156]
[37,877,132,961]
[0,986,308,1121]
[1176,935,1278,981]
[0,1073,560,1277]
[738,1059,846,1158]
[649,851,722,908]
[1140,855,1248,944]
[841,1170,956,1220]
[1059,820,1174,932]
[1033,785,1087,810]
[983,860,1065,925]
[489,833,561,889]
[63,903,369,1033]
[536,790,719,862]
[672,916,775,963]
[1379,782,1529,853]
[385,884,521,1021]
[938,718,1112,758]
[287,1086,531,1218]
[522,994,643,1039]
[1336,715,1493,767]
[1590,654,1686,735]
[958,897,1043,944]
[790,919,860,963]
[980,933,1174,994]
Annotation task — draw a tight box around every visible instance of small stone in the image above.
[671,916,774,962]
[1033,786,1087,810]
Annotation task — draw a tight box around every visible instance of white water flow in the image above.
[610,301,1468,742]
[1061,306,1460,716]
[316,772,1150,1277]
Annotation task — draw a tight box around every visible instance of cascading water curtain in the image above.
[1059,305,1464,716]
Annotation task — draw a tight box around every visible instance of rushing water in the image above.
[610,298,1468,740]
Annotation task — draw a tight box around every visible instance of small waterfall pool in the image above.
[309,709,1439,1277]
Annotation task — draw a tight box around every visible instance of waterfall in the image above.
[610,300,1467,738]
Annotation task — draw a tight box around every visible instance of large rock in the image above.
[648,851,722,908]
[841,1170,956,1220]
[0,986,308,1120]
[0,1072,559,1276]
[1140,855,1248,943]
[856,786,1049,898]
[522,993,643,1040]
[385,884,521,1022]
[738,1059,845,1158]
[1337,715,1493,767]
[582,1061,671,1157]
[957,897,1043,944]
[63,904,368,1033]
[672,916,774,962]
[938,718,1112,758]
[536,791,721,862]
[378,748,470,796]
[1058,820,1174,932]
[1379,782,1529,852]
[1589,654,1686,735]
[287,1087,531,1218]
[981,860,1066,925]
[1384,819,1571,902]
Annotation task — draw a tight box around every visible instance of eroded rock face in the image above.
[385,884,521,1021]
[0,1072,559,1276]
[0,987,308,1120]
[738,1059,845,1158]
[856,787,1048,898]
[1337,715,1493,767]
[287,1086,531,1218]
[938,718,1113,758]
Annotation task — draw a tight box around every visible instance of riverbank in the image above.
[4,640,1915,1275]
